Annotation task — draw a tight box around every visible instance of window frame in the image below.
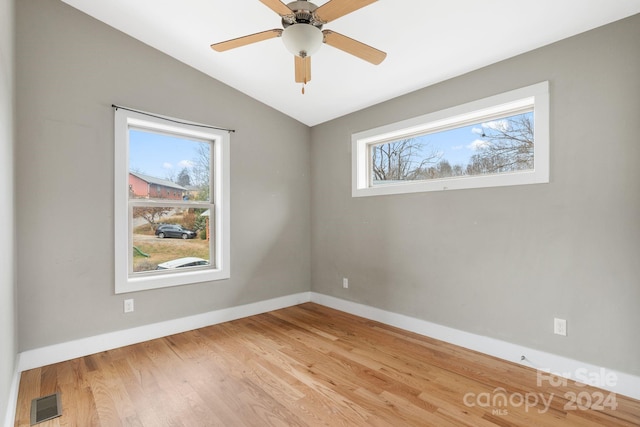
[352,82,550,197]
[114,108,230,294]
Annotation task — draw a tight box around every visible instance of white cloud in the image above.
[178,159,194,168]
[471,127,484,135]
[467,139,490,151]
[163,162,173,169]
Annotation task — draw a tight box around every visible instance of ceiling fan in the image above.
[210,0,386,92]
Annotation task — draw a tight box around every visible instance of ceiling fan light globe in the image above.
[282,24,323,57]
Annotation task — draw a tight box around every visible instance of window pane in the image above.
[131,206,213,273]
[129,129,211,202]
[116,107,230,293]
[370,111,534,185]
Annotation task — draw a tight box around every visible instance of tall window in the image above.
[114,108,230,293]
[352,82,549,196]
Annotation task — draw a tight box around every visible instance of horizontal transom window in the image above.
[352,82,549,197]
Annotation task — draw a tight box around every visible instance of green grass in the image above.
[133,213,208,271]
[132,236,211,272]
[133,223,155,235]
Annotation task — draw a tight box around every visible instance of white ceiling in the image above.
[61,0,640,126]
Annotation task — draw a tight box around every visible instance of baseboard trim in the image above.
[18,292,311,372]
[16,291,640,401]
[310,292,640,401]
[3,359,20,427]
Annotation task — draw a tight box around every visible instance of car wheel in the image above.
[181,233,188,239]
[158,232,165,238]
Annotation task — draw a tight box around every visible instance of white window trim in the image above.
[352,81,550,197]
[114,108,230,294]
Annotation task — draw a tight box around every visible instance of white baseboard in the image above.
[15,291,640,402]
[3,361,20,427]
[310,292,640,401]
[18,292,311,372]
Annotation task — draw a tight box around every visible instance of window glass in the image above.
[352,82,549,197]
[130,206,212,273]
[114,108,230,293]
[370,111,534,185]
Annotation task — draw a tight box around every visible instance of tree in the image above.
[435,159,453,178]
[371,138,441,182]
[176,167,192,187]
[452,163,464,177]
[470,114,534,174]
[133,206,172,229]
[163,171,175,183]
[190,143,211,200]
[191,143,210,187]
[193,209,208,233]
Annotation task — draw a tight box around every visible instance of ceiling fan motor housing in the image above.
[282,1,323,28]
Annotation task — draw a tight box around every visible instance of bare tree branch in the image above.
[468,114,534,174]
[372,138,441,182]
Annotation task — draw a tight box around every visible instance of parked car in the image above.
[155,257,209,270]
[155,224,197,239]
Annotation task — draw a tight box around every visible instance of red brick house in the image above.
[129,172,187,200]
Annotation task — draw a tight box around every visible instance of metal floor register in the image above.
[30,392,62,425]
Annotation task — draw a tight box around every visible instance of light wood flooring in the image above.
[14,303,640,426]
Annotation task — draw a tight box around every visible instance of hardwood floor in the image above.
[14,303,640,426]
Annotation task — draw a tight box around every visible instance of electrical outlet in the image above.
[554,318,567,336]
[124,299,134,313]
[342,278,349,289]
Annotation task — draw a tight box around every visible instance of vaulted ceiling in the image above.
[61,0,640,126]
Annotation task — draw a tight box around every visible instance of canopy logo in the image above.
[463,388,554,415]
[463,368,619,416]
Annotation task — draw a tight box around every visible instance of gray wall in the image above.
[0,0,16,423]
[311,14,640,376]
[16,0,310,351]
[11,0,640,386]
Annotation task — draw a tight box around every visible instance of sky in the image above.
[407,111,533,168]
[129,111,533,179]
[129,129,207,180]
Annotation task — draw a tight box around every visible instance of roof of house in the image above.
[129,172,187,191]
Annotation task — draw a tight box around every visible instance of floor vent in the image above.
[30,392,62,425]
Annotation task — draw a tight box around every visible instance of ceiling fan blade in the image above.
[294,56,311,83]
[259,0,294,17]
[314,0,377,24]
[211,29,282,52]
[322,30,386,65]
